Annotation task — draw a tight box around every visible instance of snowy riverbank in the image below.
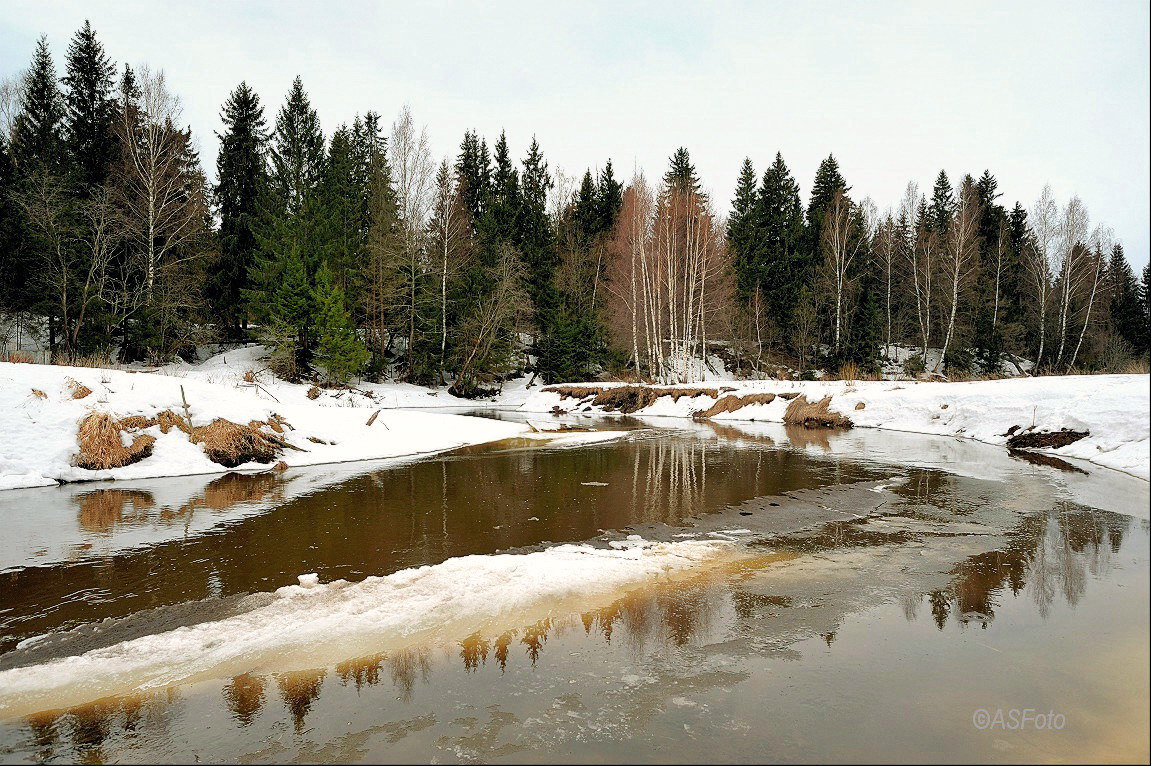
[0,359,531,491]
[519,376,1151,480]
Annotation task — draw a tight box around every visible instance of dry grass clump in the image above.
[693,393,777,419]
[306,386,322,400]
[782,395,853,429]
[67,378,93,399]
[543,384,733,414]
[190,418,282,468]
[54,351,117,368]
[31,388,47,399]
[7,351,35,364]
[73,412,157,470]
[119,409,191,434]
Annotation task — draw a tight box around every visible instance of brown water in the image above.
[0,413,1147,763]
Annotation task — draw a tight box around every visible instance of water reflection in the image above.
[0,432,881,652]
[9,494,1143,763]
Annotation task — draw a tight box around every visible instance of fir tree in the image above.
[313,262,369,384]
[61,21,118,191]
[0,133,23,313]
[10,36,65,174]
[212,82,266,337]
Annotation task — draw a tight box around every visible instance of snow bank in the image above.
[522,376,1151,480]
[0,536,728,716]
[0,361,530,490]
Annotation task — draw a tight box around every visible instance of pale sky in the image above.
[3,1,1149,267]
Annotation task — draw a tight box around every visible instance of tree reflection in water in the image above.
[9,474,1142,762]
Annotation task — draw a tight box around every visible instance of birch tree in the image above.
[1052,195,1090,367]
[937,179,981,373]
[1028,185,1058,368]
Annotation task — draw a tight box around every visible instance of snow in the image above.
[521,375,1151,480]
[0,359,531,490]
[0,537,729,716]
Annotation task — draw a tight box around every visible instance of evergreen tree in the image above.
[0,133,22,313]
[313,262,369,383]
[318,124,367,297]
[663,147,701,194]
[758,152,806,331]
[595,160,623,233]
[267,76,325,216]
[728,158,759,301]
[454,130,490,227]
[10,36,65,174]
[61,21,118,191]
[928,170,955,234]
[212,82,266,337]
[570,170,599,248]
[805,154,847,267]
[1107,244,1147,355]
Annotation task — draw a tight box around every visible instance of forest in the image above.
[1,23,1148,394]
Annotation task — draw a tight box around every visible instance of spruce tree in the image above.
[0,134,22,313]
[595,160,623,233]
[61,21,118,191]
[313,262,369,384]
[928,170,955,234]
[10,36,65,174]
[663,147,701,195]
[212,82,266,337]
[758,152,806,331]
[806,154,847,266]
[267,76,325,216]
[1107,244,1147,355]
[454,130,490,227]
[728,158,759,301]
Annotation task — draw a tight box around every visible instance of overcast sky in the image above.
[3,1,1148,267]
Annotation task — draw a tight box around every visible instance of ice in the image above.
[0,537,729,716]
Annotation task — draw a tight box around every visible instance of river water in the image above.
[0,411,1147,763]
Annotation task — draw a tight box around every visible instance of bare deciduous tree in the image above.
[937,181,981,373]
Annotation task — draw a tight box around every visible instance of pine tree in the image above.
[61,21,118,191]
[313,262,369,384]
[10,36,65,174]
[212,82,266,337]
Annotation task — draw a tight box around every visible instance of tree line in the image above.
[1,23,1147,390]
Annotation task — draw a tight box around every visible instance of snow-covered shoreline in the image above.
[517,376,1151,481]
[0,359,531,491]
[2,344,1148,489]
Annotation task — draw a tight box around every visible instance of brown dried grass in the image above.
[543,384,734,414]
[782,395,853,429]
[7,351,35,364]
[73,412,157,470]
[67,378,92,399]
[31,388,47,399]
[693,393,777,419]
[306,386,321,400]
[119,409,191,434]
[190,418,281,468]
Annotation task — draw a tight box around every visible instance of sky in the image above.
[2,1,1149,267]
